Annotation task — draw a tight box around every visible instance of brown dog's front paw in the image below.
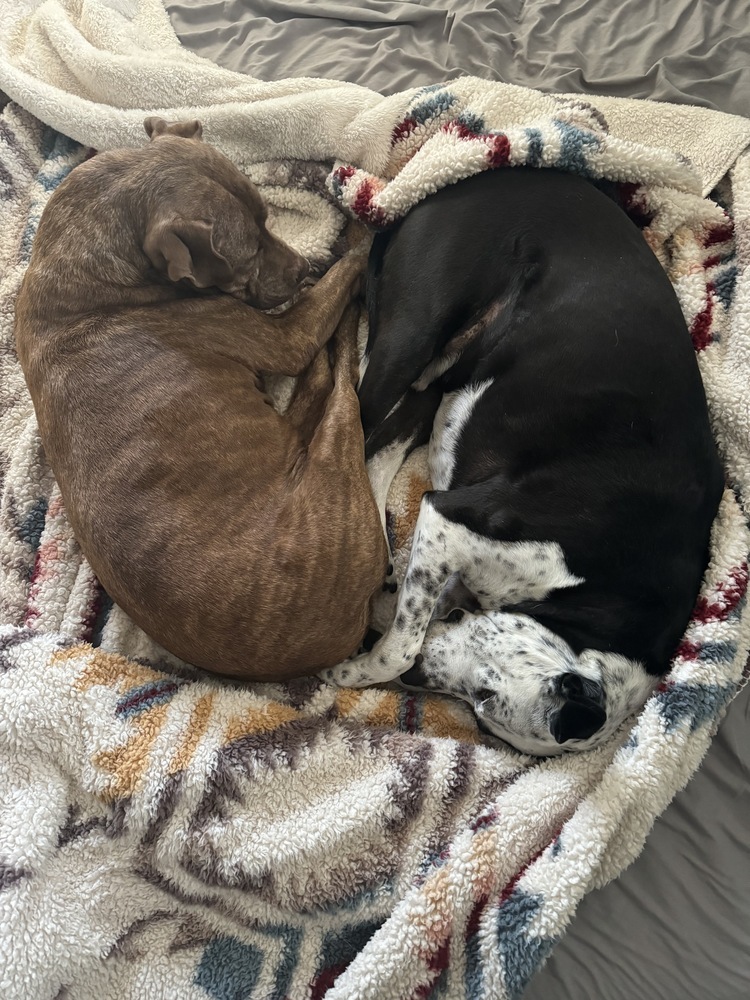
[351,271,365,300]
[330,248,368,298]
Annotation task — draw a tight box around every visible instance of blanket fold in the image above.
[1,3,750,999]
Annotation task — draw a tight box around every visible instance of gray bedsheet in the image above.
[168,0,750,116]
[167,3,750,998]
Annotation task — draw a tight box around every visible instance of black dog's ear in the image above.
[550,700,607,744]
[557,672,604,706]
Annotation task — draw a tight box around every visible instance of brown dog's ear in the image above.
[144,117,203,141]
[144,219,233,289]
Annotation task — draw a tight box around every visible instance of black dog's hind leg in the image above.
[358,228,477,440]
[365,383,442,536]
[320,486,484,687]
[320,479,581,689]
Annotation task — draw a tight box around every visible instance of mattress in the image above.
[167,3,750,998]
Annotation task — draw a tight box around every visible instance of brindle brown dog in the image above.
[15,117,388,680]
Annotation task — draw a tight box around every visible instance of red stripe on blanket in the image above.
[24,548,45,627]
[703,221,734,248]
[331,164,355,187]
[487,133,511,167]
[412,939,452,998]
[443,119,479,141]
[674,640,700,662]
[470,806,498,832]
[352,178,387,227]
[24,537,63,627]
[309,964,346,1000]
[392,117,418,144]
[690,284,715,351]
[116,682,181,715]
[499,843,546,904]
[616,182,655,228]
[693,563,748,624]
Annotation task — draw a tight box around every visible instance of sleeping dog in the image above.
[321,167,724,755]
[16,118,386,682]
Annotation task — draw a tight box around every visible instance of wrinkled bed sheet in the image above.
[168,0,750,117]
[165,2,747,997]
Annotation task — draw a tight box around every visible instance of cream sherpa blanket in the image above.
[1,3,750,1000]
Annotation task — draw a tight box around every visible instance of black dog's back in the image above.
[359,168,724,673]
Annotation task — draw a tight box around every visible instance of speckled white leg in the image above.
[320,493,582,688]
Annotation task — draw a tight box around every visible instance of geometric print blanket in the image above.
[1,82,750,1000]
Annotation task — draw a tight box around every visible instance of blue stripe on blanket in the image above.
[525,127,544,167]
[554,118,602,176]
[115,678,187,718]
[194,936,263,1000]
[657,681,738,733]
[497,888,559,1000]
[410,89,458,126]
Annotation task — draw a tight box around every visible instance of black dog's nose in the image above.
[551,672,607,745]
[556,672,605,707]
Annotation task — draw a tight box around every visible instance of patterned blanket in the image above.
[1,84,749,1000]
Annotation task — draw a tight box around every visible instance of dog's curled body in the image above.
[15,119,387,680]
[323,168,724,755]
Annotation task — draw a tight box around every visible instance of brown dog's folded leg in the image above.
[268,302,388,672]
[332,297,362,387]
[301,300,366,466]
[261,249,366,376]
[286,300,361,459]
[149,249,365,379]
[285,347,334,447]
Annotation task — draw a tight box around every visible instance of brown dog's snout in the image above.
[266,236,308,283]
[241,235,311,309]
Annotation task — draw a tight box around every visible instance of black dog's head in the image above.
[399,611,656,755]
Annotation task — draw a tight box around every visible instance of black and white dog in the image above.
[321,167,724,756]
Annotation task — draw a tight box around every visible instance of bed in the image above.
[165,4,750,999]
[0,0,750,1000]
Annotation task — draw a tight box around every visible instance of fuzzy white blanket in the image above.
[1,3,750,1000]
